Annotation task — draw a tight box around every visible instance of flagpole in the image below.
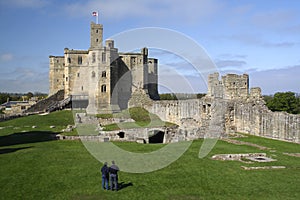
[96,11,99,24]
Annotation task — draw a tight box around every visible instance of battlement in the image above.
[64,48,88,54]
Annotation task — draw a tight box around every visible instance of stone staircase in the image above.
[25,90,70,113]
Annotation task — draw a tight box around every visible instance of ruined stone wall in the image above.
[222,74,249,99]
[207,72,249,100]
[233,99,300,143]
[147,99,203,126]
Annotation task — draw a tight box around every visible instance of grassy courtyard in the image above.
[0,110,299,199]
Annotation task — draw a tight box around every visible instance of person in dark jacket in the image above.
[101,162,109,190]
[109,160,119,191]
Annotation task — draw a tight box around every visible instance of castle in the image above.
[49,22,299,144]
[49,22,159,114]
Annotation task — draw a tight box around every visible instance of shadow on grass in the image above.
[118,181,133,191]
[0,146,33,154]
[0,131,58,147]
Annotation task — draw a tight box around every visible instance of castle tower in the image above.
[222,74,249,99]
[90,22,103,49]
[49,56,65,95]
[207,72,223,98]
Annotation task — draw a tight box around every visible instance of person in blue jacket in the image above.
[101,162,109,190]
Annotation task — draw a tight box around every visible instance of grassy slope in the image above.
[0,111,299,199]
[98,107,176,131]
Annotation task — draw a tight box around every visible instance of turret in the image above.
[90,22,103,49]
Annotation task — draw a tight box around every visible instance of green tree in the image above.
[266,92,300,114]
[159,93,178,100]
[26,92,34,99]
[0,93,10,104]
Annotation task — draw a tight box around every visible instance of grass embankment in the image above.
[97,107,176,131]
[0,110,300,199]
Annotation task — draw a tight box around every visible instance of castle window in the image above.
[68,57,71,64]
[102,71,106,78]
[66,77,68,81]
[78,56,82,64]
[96,29,98,33]
[63,74,65,78]
[57,59,59,63]
[96,39,98,42]
[102,52,106,62]
[57,79,59,82]
[92,71,96,78]
[81,86,84,91]
[92,53,96,63]
[77,73,80,77]
[101,85,106,92]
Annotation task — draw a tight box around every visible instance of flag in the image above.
[92,11,98,16]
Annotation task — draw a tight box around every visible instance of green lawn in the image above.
[0,111,299,199]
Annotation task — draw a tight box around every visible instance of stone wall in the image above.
[233,99,300,143]
[142,96,300,143]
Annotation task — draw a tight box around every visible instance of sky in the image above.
[0,0,299,95]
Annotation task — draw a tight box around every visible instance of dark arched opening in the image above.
[117,132,125,138]
[149,131,164,143]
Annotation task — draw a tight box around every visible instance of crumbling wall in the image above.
[233,99,300,143]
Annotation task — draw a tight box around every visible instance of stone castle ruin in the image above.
[49,22,299,144]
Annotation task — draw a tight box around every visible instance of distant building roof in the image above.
[1,101,29,108]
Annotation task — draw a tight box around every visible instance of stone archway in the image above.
[117,131,125,138]
[149,130,165,143]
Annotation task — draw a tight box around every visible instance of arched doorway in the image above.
[149,130,165,143]
[117,131,125,138]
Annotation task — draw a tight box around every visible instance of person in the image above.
[101,162,109,190]
[109,160,119,191]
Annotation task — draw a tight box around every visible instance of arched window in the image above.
[101,71,106,77]
[101,85,106,92]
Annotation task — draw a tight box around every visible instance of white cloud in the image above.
[215,59,246,68]
[64,0,222,24]
[0,53,13,62]
[221,34,297,48]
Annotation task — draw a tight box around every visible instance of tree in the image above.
[0,93,10,104]
[26,92,34,99]
[266,92,300,114]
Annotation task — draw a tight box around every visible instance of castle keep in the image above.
[49,22,158,114]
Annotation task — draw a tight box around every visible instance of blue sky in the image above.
[0,0,299,94]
